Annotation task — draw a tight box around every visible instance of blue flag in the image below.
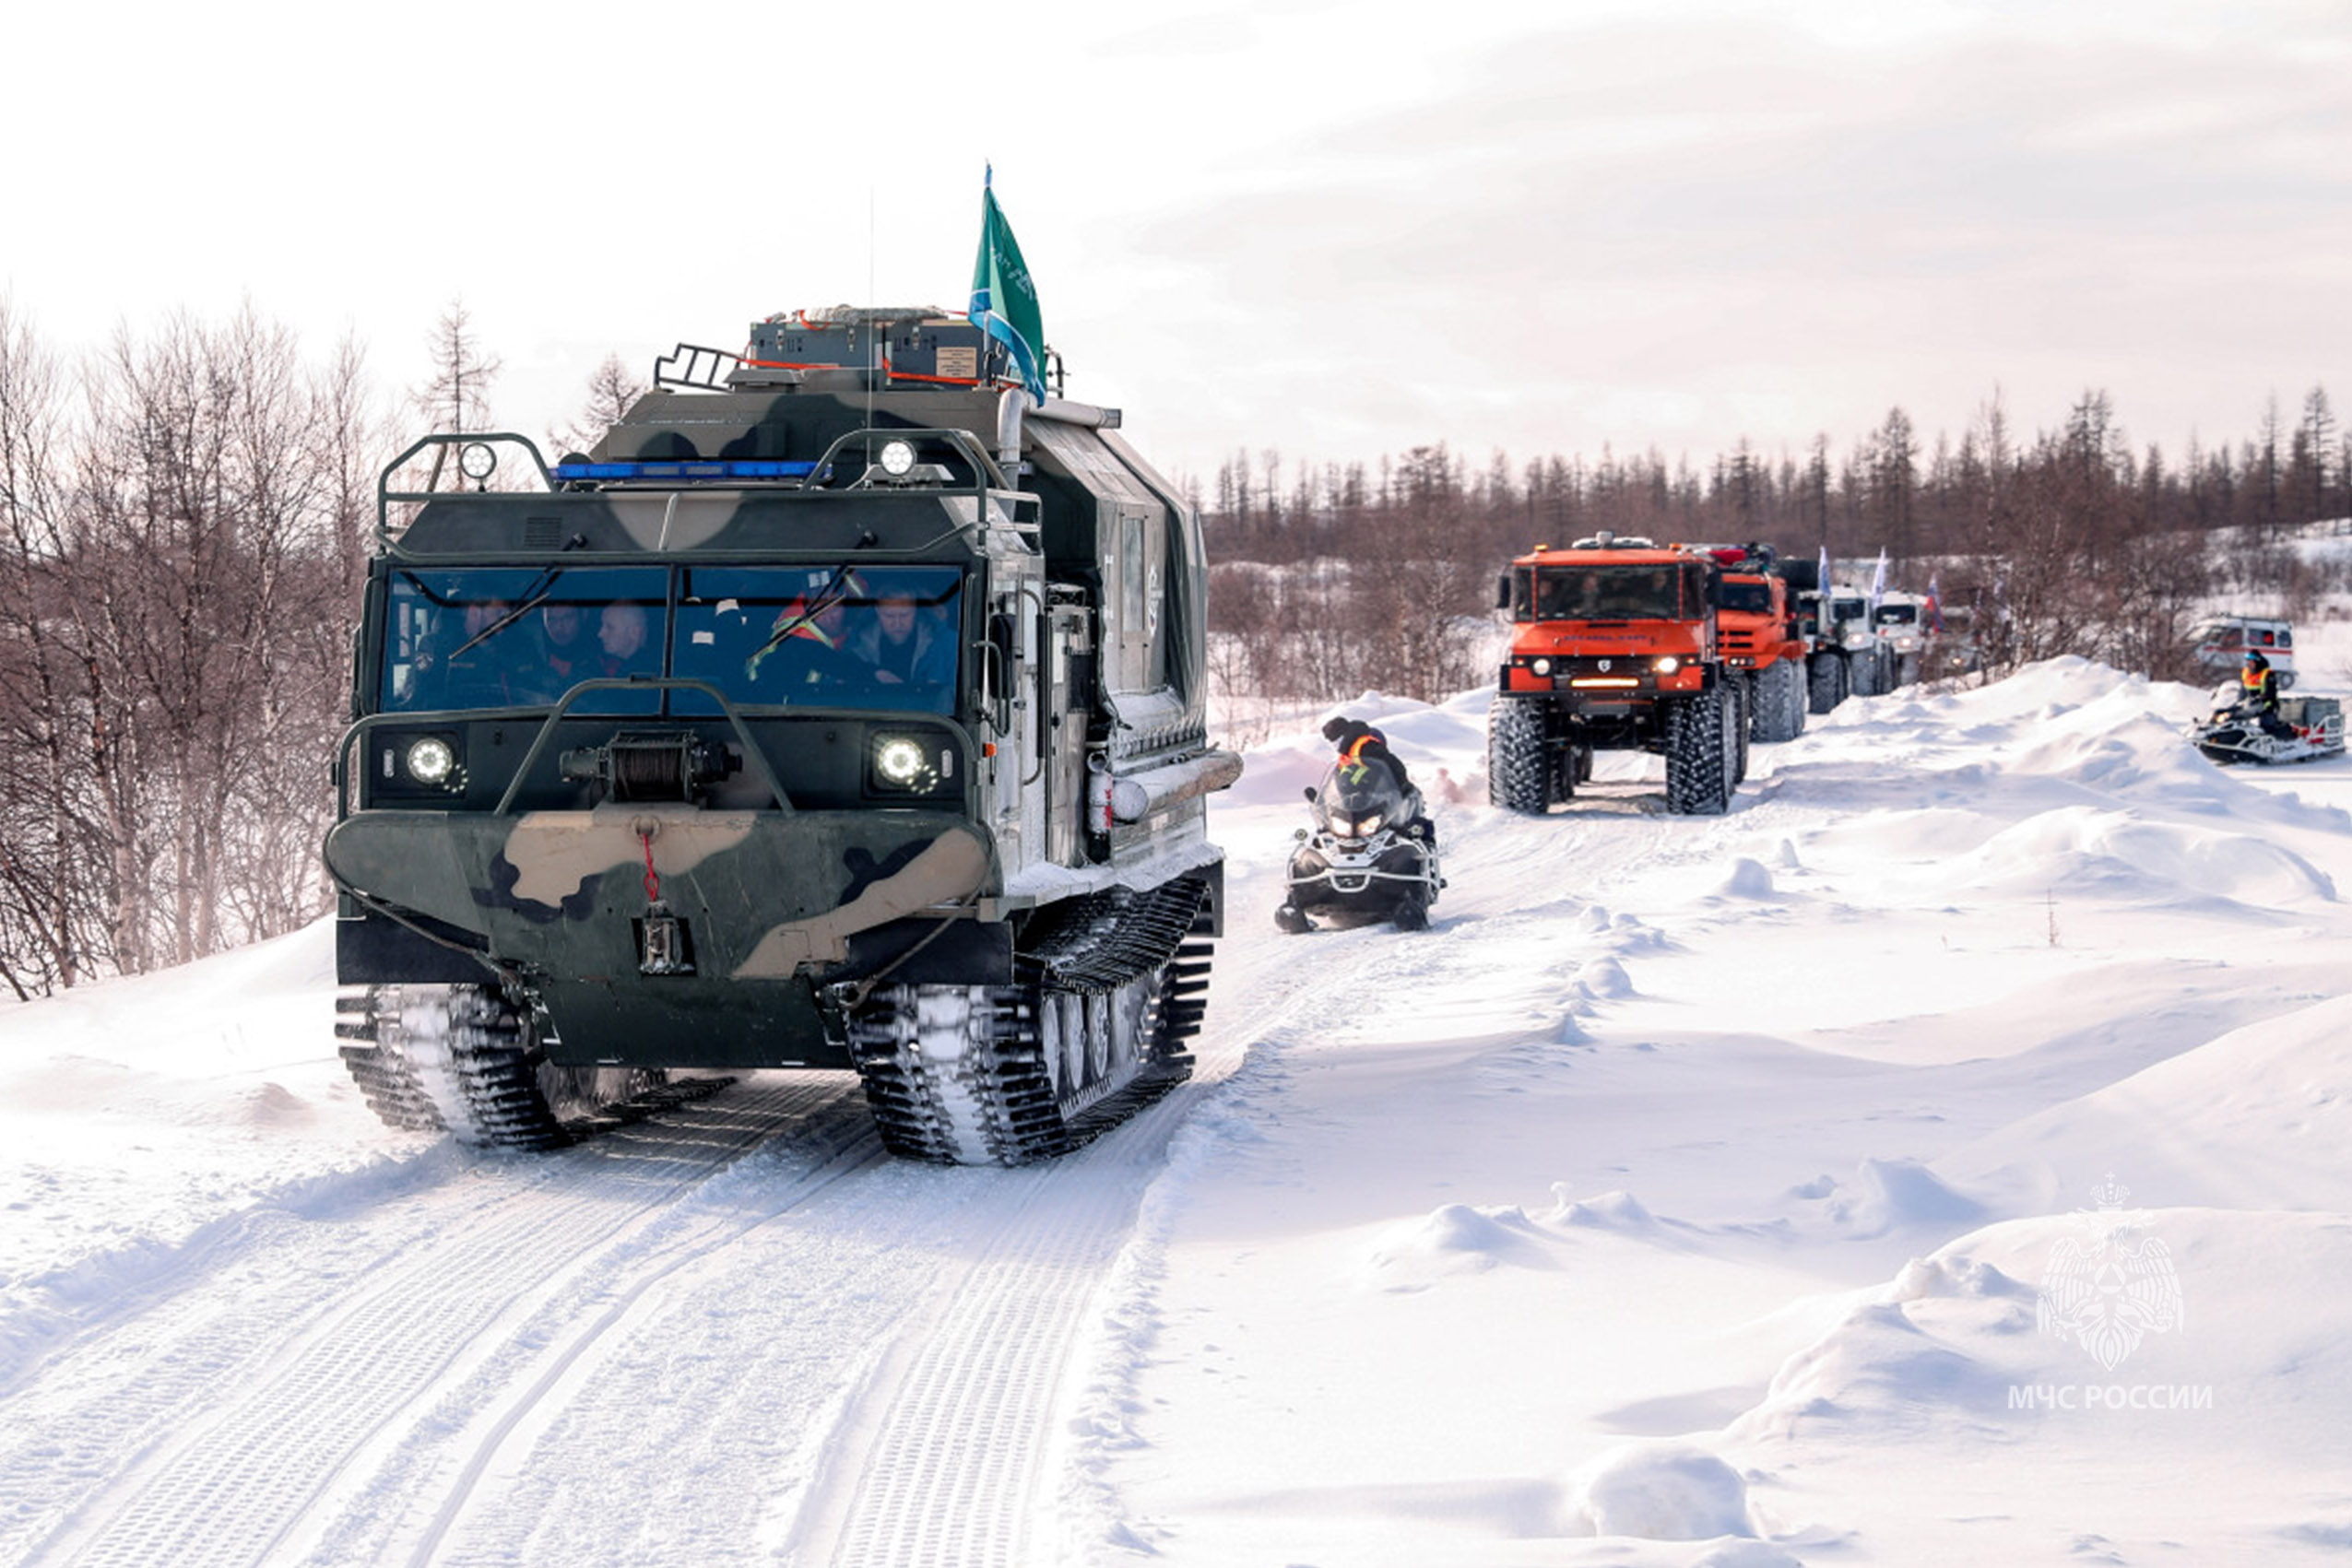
[970,167,1046,402]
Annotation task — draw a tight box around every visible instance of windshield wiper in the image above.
[743,563,856,676]
[447,540,586,661]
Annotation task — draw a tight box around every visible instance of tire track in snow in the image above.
[6,1076,862,1568]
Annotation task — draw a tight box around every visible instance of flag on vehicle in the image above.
[1817,544,1830,591]
[1926,572,1944,631]
[969,166,1046,403]
[1869,548,1889,613]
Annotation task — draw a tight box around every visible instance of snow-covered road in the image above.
[6,652,2352,1566]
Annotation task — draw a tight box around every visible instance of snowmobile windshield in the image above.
[1528,564,1696,621]
[1317,760,1407,839]
[377,563,963,717]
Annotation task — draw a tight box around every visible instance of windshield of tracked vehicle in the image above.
[377,564,962,715]
[671,565,961,715]
[381,566,669,714]
[1532,564,1687,620]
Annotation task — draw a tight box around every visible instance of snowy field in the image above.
[6,638,2352,1566]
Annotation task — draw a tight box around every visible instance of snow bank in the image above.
[1952,990,2352,1212]
[1560,1441,1756,1540]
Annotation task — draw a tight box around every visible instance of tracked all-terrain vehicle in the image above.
[1487,533,1741,816]
[325,307,1240,1165]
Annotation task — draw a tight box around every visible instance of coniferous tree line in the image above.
[1198,387,2351,710]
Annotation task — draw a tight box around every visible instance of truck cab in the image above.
[1487,532,1740,815]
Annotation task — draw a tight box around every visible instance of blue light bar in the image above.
[553,459,818,482]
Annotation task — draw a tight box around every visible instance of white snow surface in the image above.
[8,648,2352,1566]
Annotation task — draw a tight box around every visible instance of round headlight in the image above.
[1654,655,1681,674]
[876,737,926,784]
[406,736,455,784]
[879,439,917,477]
[457,442,498,483]
[1531,657,1552,676]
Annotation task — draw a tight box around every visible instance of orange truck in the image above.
[1488,532,1743,815]
[1706,545,1810,744]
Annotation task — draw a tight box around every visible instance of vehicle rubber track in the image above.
[847,878,1214,1165]
[337,984,728,1151]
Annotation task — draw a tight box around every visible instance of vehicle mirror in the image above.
[1303,786,1318,802]
[1495,573,1512,610]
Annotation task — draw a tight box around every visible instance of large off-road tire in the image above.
[1851,647,1888,698]
[1752,658,1805,743]
[1728,674,1752,785]
[1808,653,1848,714]
[1488,697,1554,813]
[1663,685,1734,816]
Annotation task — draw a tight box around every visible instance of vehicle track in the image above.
[3,1077,867,1568]
[2,793,1740,1568]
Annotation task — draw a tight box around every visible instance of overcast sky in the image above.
[5,0,2346,486]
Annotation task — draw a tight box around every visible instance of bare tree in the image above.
[548,351,646,460]
[411,298,502,438]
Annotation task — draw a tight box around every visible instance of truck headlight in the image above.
[870,733,948,794]
[406,736,456,785]
[1654,655,1681,674]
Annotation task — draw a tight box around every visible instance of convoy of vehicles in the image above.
[1486,532,1742,816]
[325,282,2331,1163]
[1791,574,1897,711]
[326,305,1239,1165]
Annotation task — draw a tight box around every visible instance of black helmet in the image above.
[2244,650,2268,669]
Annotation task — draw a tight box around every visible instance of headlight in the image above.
[1531,657,1552,676]
[870,734,948,794]
[879,439,917,477]
[406,736,456,785]
[1654,655,1681,674]
[1352,812,1386,837]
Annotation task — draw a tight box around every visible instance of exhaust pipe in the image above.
[996,385,1031,471]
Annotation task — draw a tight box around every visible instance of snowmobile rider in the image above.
[1322,716,1435,845]
[2234,651,2295,740]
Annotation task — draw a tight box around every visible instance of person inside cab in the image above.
[748,593,855,697]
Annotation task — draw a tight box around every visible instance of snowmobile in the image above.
[2191,693,2345,765]
[1275,760,1442,932]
